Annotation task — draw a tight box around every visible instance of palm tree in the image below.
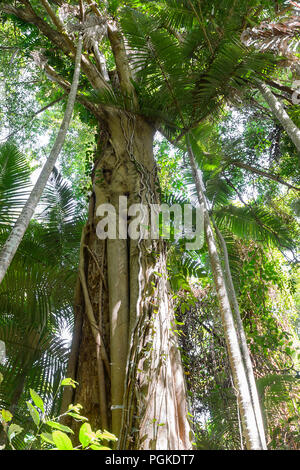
[240,5,300,153]
[186,142,266,449]
[256,80,300,153]
[241,11,300,61]
[162,122,297,447]
[0,163,84,448]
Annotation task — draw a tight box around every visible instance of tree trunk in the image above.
[214,224,267,449]
[256,80,300,154]
[186,139,264,450]
[63,111,192,450]
[0,35,83,284]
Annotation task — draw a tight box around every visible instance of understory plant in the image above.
[0,378,117,450]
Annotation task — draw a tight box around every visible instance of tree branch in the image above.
[0,95,66,142]
[107,21,138,106]
[0,34,84,284]
[187,0,213,54]
[42,61,104,120]
[264,78,295,99]
[92,41,110,82]
[40,0,65,33]
[226,160,300,192]
[85,0,136,100]
[0,2,110,92]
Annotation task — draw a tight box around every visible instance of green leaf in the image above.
[96,429,118,442]
[52,431,73,450]
[0,143,31,226]
[30,389,45,413]
[8,424,23,442]
[0,372,3,385]
[61,378,78,389]
[1,409,13,423]
[90,444,112,450]
[46,421,74,434]
[67,404,83,412]
[40,432,55,445]
[26,401,40,427]
[79,422,95,448]
[66,412,88,421]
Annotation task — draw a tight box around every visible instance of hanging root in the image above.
[78,225,110,428]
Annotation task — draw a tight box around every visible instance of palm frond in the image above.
[214,204,294,249]
[0,143,31,227]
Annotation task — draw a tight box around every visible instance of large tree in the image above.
[0,0,297,450]
[0,0,194,449]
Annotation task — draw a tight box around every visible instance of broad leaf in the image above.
[52,431,73,450]
[8,424,23,442]
[79,422,95,448]
[30,389,45,413]
[46,421,74,434]
[1,409,13,423]
[26,401,40,427]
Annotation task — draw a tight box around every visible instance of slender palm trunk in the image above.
[63,112,192,450]
[256,79,300,154]
[186,139,264,450]
[0,35,83,284]
[214,224,267,449]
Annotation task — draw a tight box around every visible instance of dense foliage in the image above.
[0,0,299,450]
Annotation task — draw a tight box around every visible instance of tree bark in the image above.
[0,35,83,284]
[186,139,264,450]
[256,80,300,154]
[63,111,192,450]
